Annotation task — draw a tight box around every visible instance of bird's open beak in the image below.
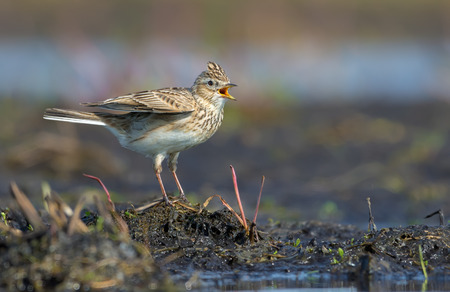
[218,83,237,100]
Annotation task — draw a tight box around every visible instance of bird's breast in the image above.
[191,108,224,140]
[121,110,223,156]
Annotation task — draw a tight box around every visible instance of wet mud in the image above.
[0,190,448,291]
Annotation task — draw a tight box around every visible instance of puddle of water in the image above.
[174,270,446,291]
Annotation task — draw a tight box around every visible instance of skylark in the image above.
[44,62,236,205]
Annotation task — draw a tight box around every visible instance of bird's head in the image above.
[192,62,237,106]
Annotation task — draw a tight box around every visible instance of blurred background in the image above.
[1,0,449,227]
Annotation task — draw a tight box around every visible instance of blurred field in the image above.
[1,0,449,227]
[1,0,450,101]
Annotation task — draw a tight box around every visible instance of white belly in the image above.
[114,124,207,159]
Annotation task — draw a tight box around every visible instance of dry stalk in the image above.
[253,175,265,224]
[10,182,46,232]
[199,194,246,228]
[367,197,377,232]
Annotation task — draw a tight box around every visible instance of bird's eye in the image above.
[207,80,214,86]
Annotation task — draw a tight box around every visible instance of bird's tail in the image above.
[43,108,106,126]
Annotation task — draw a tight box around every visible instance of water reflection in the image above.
[177,270,444,291]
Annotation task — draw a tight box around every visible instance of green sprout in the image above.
[338,247,344,260]
[95,216,105,232]
[331,248,345,264]
[124,210,136,218]
[419,245,428,291]
[1,211,7,226]
[419,245,428,280]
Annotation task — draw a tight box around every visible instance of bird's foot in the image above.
[163,195,173,206]
[178,191,189,202]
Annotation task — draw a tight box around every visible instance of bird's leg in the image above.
[154,154,172,205]
[172,172,186,200]
[168,152,186,200]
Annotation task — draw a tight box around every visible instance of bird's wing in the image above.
[81,88,195,113]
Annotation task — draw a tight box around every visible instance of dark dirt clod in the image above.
[123,204,274,271]
[0,206,172,291]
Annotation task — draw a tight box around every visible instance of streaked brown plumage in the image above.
[44,62,236,205]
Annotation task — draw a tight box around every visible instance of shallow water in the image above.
[173,270,445,291]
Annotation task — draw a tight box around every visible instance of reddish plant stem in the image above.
[230,165,247,231]
[83,174,115,210]
[253,175,265,224]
